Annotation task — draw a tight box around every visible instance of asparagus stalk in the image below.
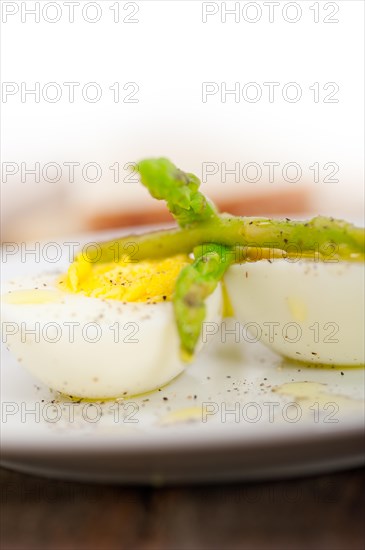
[137,157,218,227]
[97,215,364,263]
[97,158,364,262]
[173,244,235,359]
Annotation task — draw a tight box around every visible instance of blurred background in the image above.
[1,0,364,242]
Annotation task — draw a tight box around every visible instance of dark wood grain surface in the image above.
[1,467,364,550]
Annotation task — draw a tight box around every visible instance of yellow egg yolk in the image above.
[59,254,191,302]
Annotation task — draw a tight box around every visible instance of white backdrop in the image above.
[1,0,364,226]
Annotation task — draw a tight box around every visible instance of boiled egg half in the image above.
[1,254,223,398]
[225,259,364,366]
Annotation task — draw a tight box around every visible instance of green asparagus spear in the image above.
[137,157,219,227]
[173,244,235,359]
[93,159,364,263]
[97,215,365,263]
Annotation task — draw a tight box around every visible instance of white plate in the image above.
[1,229,364,484]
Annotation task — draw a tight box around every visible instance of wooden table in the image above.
[1,467,364,549]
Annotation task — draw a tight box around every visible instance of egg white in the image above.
[1,274,223,398]
[225,260,365,366]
